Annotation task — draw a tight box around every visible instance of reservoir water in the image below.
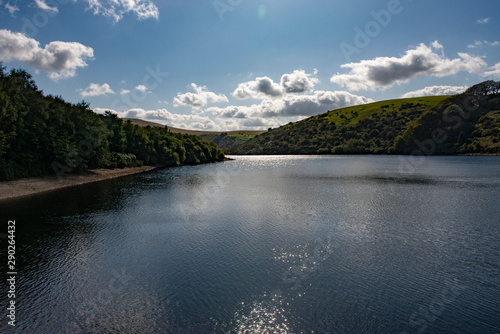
[1,155,499,333]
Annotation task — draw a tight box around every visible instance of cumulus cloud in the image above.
[233,70,319,99]
[80,83,115,97]
[4,2,19,16]
[120,89,131,95]
[280,70,319,93]
[477,18,490,24]
[82,0,159,22]
[35,0,58,12]
[210,90,373,119]
[135,84,147,92]
[330,42,487,91]
[401,85,468,98]
[173,83,228,109]
[0,29,94,80]
[232,76,282,99]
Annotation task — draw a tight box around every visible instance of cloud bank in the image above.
[401,85,468,98]
[330,42,487,91]
[210,90,373,119]
[0,29,94,80]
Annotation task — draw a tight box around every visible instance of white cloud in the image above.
[468,41,482,49]
[4,3,19,16]
[0,29,94,80]
[485,41,499,46]
[483,62,500,79]
[135,84,147,92]
[120,89,130,95]
[210,90,373,119]
[82,0,159,22]
[35,0,58,12]
[173,83,228,109]
[477,18,490,24]
[401,85,468,98]
[232,70,319,99]
[280,70,319,93]
[467,40,500,48]
[431,40,443,50]
[330,42,487,91]
[80,83,115,97]
[233,76,283,99]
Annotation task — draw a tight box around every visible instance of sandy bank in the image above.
[0,166,157,202]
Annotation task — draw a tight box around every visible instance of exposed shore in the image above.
[0,166,157,202]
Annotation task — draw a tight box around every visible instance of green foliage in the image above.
[0,67,225,181]
[228,83,499,156]
[200,132,257,150]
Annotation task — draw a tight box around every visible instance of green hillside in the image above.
[199,133,259,149]
[228,81,500,155]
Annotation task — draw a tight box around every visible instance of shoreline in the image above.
[0,166,158,202]
[0,158,234,202]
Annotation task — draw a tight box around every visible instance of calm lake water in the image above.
[1,155,499,333]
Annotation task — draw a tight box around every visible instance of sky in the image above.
[0,0,499,131]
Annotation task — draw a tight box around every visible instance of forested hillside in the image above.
[0,66,225,181]
[228,81,500,155]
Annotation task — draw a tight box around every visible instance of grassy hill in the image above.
[227,83,500,155]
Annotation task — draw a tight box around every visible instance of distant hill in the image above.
[228,81,500,155]
[123,118,264,135]
[124,118,265,149]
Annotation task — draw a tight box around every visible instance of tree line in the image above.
[0,66,225,181]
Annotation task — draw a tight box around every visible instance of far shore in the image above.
[0,166,158,202]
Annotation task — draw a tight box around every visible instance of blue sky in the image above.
[1,0,499,130]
